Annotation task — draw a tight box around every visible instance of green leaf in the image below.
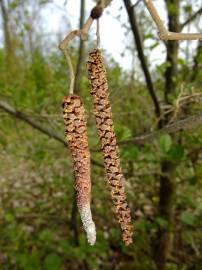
[43,253,62,270]
[149,42,159,50]
[38,229,54,243]
[181,211,197,227]
[17,252,40,270]
[114,124,132,140]
[188,176,197,186]
[160,134,172,153]
[155,217,168,228]
[0,136,7,146]
[5,213,15,222]
[168,144,184,161]
[183,4,192,13]
[177,58,186,66]
[121,146,139,160]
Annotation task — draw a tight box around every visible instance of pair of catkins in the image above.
[62,49,133,246]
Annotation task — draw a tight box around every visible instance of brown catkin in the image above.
[87,50,133,246]
[62,95,96,245]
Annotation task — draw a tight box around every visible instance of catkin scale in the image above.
[87,50,133,246]
[62,95,96,245]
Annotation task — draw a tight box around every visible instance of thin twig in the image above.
[0,100,103,168]
[143,0,167,35]
[1,100,202,150]
[64,50,75,94]
[59,0,113,94]
[118,113,202,146]
[124,0,162,124]
[132,0,141,9]
[143,0,202,40]
[181,7,202,29]
[96,19,101,48]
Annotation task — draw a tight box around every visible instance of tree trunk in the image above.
[164,0,180,103]
[154,1,180,269]
[154,161,176,270]
[0,0,14,68]
[190,41,202,82]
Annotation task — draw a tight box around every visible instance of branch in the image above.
[143,0,202,41]
[0,100,103,168]
[190,41,202,82]
[123,0,161,121]
[58,0,113,94]
[181,7,202,29]
[132,0,141,9]
[118,113,202,146]
[2,100,201,163]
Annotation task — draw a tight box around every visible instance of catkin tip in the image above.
[79,204,96,245]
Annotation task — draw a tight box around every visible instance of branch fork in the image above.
[144,0,202,41]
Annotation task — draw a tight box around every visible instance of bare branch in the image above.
[181,7,202,29]
[58,0,114,94]
[143,0,167,35]
[0,100,103,168]
[123,0,162,123]
[1,100,201,163]
[132,0,141,9]
[143,0,202,40]
[118,113,202,146]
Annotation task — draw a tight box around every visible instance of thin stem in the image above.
[96,19,101,48]
[63,50,75,95]
[59,0,113,95]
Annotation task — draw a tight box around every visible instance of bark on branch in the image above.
[118,113,202,146]
[181,7,202,29]
[59,0,113,94]
[143,0,202,40]
[0,100,103,168]
[1,100,201,152]
[123,0,161,121]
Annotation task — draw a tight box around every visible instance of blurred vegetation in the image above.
[0,0,202,269]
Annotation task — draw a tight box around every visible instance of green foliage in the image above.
[114,124,132,140]
[43,253,62,270]
[160,134,173,153]
[167,144,185,161]
[181,211,197,227]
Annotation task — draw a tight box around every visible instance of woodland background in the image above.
[0,0,202,269]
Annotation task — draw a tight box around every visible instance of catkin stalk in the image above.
[87,50,133,245]
[62,95,96,245]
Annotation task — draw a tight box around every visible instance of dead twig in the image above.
[58,0,113,95]
[143,0,202,40]
[0,100,103,168]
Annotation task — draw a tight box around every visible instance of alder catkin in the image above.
[62,95,96,245]
[87,49,133,246]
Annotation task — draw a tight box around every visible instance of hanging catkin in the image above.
[87,49,133,246]
[62,95,96,245]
